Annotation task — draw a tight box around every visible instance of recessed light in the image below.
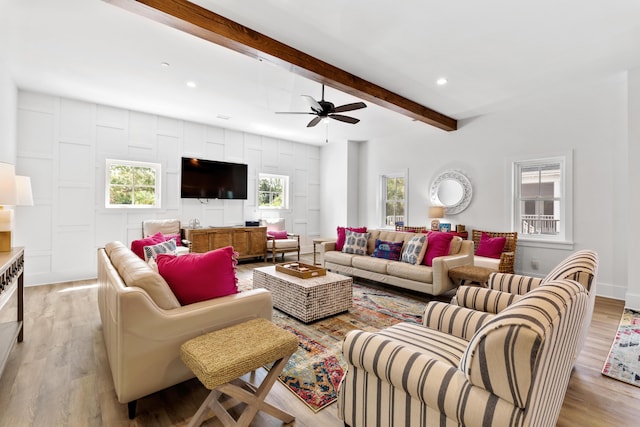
[216,114,231,120]
[186,81,197,88]
[436,77,448,86]
[160,62,170,68]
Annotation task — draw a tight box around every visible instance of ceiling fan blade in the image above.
[307,116,322,127]
[329,114,360,124]
[301,95,323,113]
[333,102,367,113]
[275,111,315,115]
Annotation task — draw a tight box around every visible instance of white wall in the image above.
[319,140,365,238]
[11,72,638,303]
[0,59,17,163]
[15,91,321,286]
[352,73,629,300]
[627,67,640,308]
[346,141,361,226]
[319,140,348,236]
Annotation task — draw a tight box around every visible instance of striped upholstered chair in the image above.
[337,279,589,427]
[451,249,598,356]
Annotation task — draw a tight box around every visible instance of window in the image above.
[513,154,572,244]
[258,173,289,209]
[105,159,161,208]
[381,172,407,227]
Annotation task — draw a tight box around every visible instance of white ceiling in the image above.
[2,0,640,145]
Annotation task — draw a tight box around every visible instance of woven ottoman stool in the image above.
[181,318,299,427]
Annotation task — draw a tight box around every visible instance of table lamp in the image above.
[428,206,445,231]
[15,175,34,207]
[0,162,17,252]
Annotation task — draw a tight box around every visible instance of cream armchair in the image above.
[260,218,300,263]
[338,279,589,427]
[142,218,191,255]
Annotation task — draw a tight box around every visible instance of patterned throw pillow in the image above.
[143,239,177,262]
[131,232,165,259]
[371,239,404,261]
[336,226,367,251]
[401,234,428,265]
[341,230,370,255]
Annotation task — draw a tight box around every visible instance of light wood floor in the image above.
[0,254,638,426]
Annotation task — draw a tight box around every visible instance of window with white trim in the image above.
[513,154,572,243]
[105,159,161,208]
[258,173,289,209]
[381,172,407,228]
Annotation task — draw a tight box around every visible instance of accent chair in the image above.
[260,218,300,263]
[141,218,191,255]
[471,229,518,273]
[337,278,588,427]
[451,249,598,358]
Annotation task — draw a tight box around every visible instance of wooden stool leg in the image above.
[188,356,295,427]
[237,356,294,426]
[187,390,222,427]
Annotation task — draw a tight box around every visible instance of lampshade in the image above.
[0,162,17,205]
[428,206,445,218]
[15,176,34,206]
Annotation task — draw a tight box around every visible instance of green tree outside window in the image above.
[381,173,406,227]
[106,160,161,208]
[258,173,289,209]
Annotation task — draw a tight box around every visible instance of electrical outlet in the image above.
[531,258,539,270]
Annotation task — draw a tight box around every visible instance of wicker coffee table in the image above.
[253,265,353,323]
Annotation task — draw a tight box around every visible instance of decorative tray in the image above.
[275,262,327,279]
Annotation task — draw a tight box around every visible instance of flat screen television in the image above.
[180,157,248,200]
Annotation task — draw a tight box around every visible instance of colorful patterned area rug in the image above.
[239,279,427,412]
[602,307,640,387]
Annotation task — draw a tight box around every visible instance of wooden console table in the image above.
[183,226,267,261]
[0,247,25,378]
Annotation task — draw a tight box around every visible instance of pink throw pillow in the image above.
[423,231,454,266]
[156,246,239,305]
[267,230,289,240]
[476,232,507,259]
[131,232,165,260]
[163,233,183,246]
[336,226,367,251]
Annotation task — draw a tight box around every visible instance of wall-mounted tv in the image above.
[180,157,248,200]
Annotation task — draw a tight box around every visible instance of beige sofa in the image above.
[97,241,272,418]
[319,229,473,296]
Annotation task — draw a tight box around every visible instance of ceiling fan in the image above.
[276,84,367,127]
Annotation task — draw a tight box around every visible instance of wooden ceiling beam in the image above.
[104,0,457,131]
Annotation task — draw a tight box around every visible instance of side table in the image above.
[0,247,25,378]
[448,265,494,288]
[312,237,333,265]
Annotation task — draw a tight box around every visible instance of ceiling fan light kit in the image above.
[276,84,367,128]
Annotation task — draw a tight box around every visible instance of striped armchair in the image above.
[451,249,598,356]
[337,279,589,427]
